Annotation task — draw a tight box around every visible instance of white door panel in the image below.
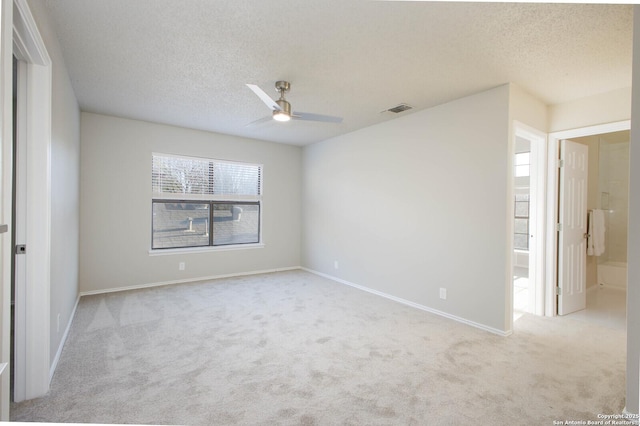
[13,58,27,401]
[558,140,588,315]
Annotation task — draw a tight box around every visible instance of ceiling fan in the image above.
[246,81,343,126]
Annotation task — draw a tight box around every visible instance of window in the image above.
[152,154,262,249]
[514,193,529,250]
[514,152,530,177]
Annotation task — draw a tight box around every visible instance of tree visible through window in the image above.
[151,154,262,249]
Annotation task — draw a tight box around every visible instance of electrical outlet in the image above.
[334,260,339,270]
[439,288,447,300]
[179,262,185,271]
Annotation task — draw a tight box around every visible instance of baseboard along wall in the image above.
[301,268,512,337]
[50,295,81,382]
[78,266,301,297]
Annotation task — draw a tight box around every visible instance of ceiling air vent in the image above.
[384,103,412,114]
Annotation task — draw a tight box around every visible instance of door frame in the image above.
[546,120,630,316]
[9,0,52,401]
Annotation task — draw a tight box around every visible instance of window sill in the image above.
[148,243,264,256]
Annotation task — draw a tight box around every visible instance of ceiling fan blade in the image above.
[245,116,274,128]
[246,84,281,111]
[292,111,343,123]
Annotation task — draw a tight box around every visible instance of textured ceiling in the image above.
[41,1,633,146]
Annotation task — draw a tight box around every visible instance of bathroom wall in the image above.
[598,133,630,264]
[572,131,629,289]
[572,135,600,289]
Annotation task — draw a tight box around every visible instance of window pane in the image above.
[515,165,530,177]
[213,162,261,196]
[514,234,529,250]
[152,154,262,199]
[514,218,529,234]
[515,201,529,217]
[515,152,530,166]
[212,203,259,245]
[152,202,210,249]
[152,156,211,196]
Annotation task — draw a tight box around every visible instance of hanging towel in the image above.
[587,209,606,256]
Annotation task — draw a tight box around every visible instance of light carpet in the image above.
[11,270,626,425]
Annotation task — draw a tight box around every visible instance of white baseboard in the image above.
[79,266,301,297]
[50,295,81,382]
[588,284,628,294]
[78,266,510,337]
[302,268,511,337]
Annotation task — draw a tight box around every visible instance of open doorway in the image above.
[557,130,628,329]
[512,123,546,321]
[547,121,630,330]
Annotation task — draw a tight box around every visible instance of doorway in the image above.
[547,121,630,322]
[512,122,546,321]
[555,130,629,328]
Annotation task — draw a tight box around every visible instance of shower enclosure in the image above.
[596,136,629,289]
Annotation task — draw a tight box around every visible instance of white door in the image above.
[0,1,13,418]
[11,0,53,400]
[558,139,588,315]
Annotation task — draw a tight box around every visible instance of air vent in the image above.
[384,103,413,114]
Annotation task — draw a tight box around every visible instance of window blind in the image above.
[152,153,262,201]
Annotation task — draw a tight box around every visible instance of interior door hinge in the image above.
[556,286,562,296]
[556,223,562,232]
[558,159,564,168]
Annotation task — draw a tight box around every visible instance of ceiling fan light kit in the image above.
[273,111,291,122]
[246,80,343,126]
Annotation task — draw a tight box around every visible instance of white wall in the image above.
[302,85,512,333]
[625,5,640,416]
[509,83,548,133]
[79,113,302,293]
[549,87,631,133]
[27,0,81,369]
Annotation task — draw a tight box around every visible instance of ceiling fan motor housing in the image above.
[274,81,292,119]
[275,99,291,115]
[275,80,290,93]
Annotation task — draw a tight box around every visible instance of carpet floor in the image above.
[11,270,626,425]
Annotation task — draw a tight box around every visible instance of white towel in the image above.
[587,209,606,256]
